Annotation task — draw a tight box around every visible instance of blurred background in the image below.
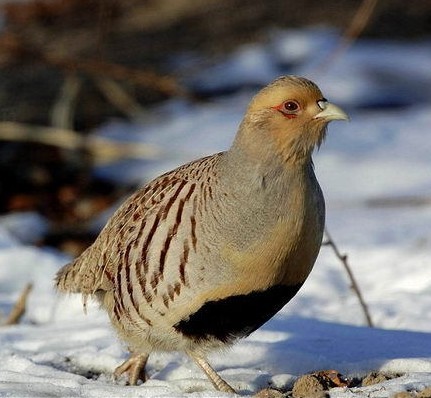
[0,0,430,257]
[0,0,430,332]
[1,3,431,395]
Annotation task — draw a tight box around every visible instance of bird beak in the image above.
[313,101,349,122]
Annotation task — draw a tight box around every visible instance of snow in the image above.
[1,27,431,397]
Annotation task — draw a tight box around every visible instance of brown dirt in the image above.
[417,387,431,398]
[292,374,328,398]
[393,393,414,398]
[254,387,286,398]
[288,370,411,398]
[362,371,400,386]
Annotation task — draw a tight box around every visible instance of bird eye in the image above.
[282,101,300,112]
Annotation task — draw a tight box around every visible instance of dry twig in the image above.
[0,121,161,163]
[2,283,33,326]
[314,0,376,328]
[323,228,374,328]
[0,121,83,149]
[0,32,190,99]
[95,77,148,121]
[315,0,378,72]
[51,74,82,130]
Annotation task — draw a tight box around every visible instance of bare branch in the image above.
[0,121,84,149]
[3,283,33,326]
[315,0,379,73]
[0,121,162,164]
[51,74,82,130]
[323,228,374,328]
[0,32,190,99]
[95,77,148,121]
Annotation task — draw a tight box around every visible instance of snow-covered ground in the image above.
[1,27,431,397]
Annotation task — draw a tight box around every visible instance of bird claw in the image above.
[113,353,149,385]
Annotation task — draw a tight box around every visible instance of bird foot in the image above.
[188,352,236,393]
[113,352,149,385]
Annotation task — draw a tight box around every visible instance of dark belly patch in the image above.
[174,283,303,343]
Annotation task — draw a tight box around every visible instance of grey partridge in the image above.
[55,75,348,393]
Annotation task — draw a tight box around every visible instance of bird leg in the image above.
[113,352,149,385]
[188,352,236,393]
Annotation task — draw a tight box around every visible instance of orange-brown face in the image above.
[248,76,347,125]
[243,76,348,163]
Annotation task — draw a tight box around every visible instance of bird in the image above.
[55,75,348,394]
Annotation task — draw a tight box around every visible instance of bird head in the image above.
[235,76,348,165]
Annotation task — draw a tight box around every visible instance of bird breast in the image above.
[190,164,325,307]
[170,166,325,347]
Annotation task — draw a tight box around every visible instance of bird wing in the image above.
[55,153,222,307]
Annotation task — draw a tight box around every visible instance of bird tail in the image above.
[55,245,113,313]
[55,260,82,294]
[55,244,111,295]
